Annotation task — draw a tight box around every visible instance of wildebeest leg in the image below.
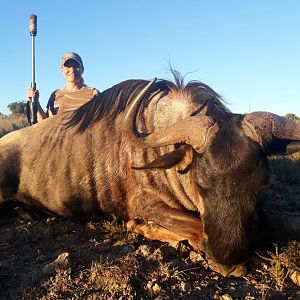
[127,200,247,277]
[127,210,247,277]
[0,199,48,221]
[127,202,204,251]
[14,203,49,220]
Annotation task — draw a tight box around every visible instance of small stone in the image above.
[180,281,191,292]
[189,251,205,263]
[290,270,300,286]
[146,281,153,290]
[213,291,221,300]
[138,245,152,257]
[102,238,111,244]
[168,241,180,249]
[117,244,135,256]
[86,222,96,230]
[42,252,69,276]
[113,240,123,246]
[46,217,56,223]
[221,294,233,300]
[152,283,161,293]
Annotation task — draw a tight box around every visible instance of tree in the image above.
[285,113,300,122]
[7,101,27,115]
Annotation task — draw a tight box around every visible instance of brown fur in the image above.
[1,74,299,277]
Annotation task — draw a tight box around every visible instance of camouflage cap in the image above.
[61,52,84,72]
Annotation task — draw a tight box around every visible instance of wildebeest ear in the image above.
[242,112,300,155]
[132,145,193,171]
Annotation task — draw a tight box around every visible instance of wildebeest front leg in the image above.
[127,201,204,251]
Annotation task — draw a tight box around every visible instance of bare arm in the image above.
[27,87,48,122]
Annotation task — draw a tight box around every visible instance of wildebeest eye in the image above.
[190,104,206,116]
[174,142,185,149]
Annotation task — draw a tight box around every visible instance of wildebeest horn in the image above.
[242,112,300,154]
[124,79,218,152]
[124,78,157,131]
[136,117,218,152]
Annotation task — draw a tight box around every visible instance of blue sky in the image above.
[0,0,299,116]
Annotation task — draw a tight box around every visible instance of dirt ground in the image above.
[1,168,300,299]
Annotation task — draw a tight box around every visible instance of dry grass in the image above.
[26,257,137,299]
[253,241,300,296]
[258,244,291,291]
[1,209,299,299]
[0,114,28,137]
[101,214,126,234]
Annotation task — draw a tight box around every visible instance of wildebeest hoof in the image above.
[207,259,247,277]
[14,205,45,220]
[126,218,144,231]
[126,218,162,237]
[126,218,202,249]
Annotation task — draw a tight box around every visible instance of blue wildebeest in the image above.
[1,74,300,276]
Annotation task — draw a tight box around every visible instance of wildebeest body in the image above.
[0,88,199,217]
[1,76,300,276]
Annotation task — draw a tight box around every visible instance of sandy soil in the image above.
[0,175,299,299]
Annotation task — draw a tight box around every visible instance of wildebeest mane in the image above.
[67,72,228,132]
[66,79,170,132]
[169,69,230,117]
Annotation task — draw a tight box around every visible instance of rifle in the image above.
[27,14,38,125]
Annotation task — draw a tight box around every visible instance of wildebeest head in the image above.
[123,76,300,275]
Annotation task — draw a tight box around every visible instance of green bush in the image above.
[7,101,27,115]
